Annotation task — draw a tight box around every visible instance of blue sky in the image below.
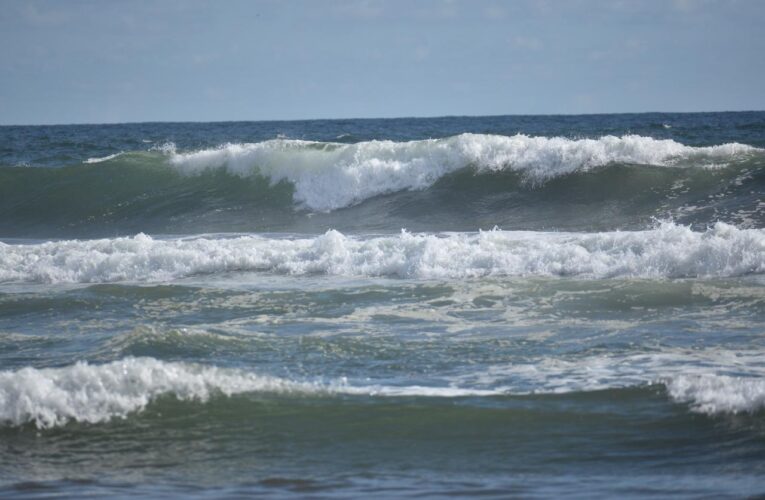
[1,0,763,125]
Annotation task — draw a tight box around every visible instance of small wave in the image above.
[102,325,248,356]
[0,357,498,429]
[0,357,324,429]
[3,353,764,428]
[452,350,765,412]
[1,222,763,284]
[167,134,759,211]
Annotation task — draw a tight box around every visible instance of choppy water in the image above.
[1,112,764,497]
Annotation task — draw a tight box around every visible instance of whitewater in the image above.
[1,222,764,283]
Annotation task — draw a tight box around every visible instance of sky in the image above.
[1,0,764,125]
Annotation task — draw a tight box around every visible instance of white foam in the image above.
[450,349,765,415]
[2,352,763,428]
[1,222,763,284]
[150,142,177,154]
[0,357,498,428]
[84,152,123,164]
[167,134,759,211]
[665,375,765,414]
[0,357,325,429]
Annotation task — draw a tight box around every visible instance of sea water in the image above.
[1,112,764,497]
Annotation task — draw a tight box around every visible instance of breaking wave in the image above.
[2,354,764,429]
[1,134,762,237]
[1,222,763,284]
[167,134,759,211]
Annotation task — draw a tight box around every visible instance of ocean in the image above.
[1,112,764,498]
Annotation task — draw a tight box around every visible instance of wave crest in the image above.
[0,358,320,429]
[168,134,759,211]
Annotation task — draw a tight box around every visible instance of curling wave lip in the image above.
[167,134,760,211]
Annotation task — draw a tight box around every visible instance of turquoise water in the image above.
[1,112,765,497]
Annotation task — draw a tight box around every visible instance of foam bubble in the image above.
[167,134,759,211]
[1,222,763,284]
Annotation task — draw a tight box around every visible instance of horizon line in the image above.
[1,109,763,128]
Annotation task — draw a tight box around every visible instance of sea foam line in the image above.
[2,355,764,428]
[167,134,759,211]
[84,152,124,164]
[1,222,763,284]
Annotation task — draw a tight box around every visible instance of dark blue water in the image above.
[3,112,764,168]
[1,112,764,498]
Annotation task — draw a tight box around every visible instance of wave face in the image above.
[0,132,763,237]
[1,222,763,283]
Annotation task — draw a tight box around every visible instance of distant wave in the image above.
[3,352,763,428]
[167,134,760,211]
[1,222,763,284]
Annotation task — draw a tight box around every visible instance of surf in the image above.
[2,222,763,284]
[168,133,759,211]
